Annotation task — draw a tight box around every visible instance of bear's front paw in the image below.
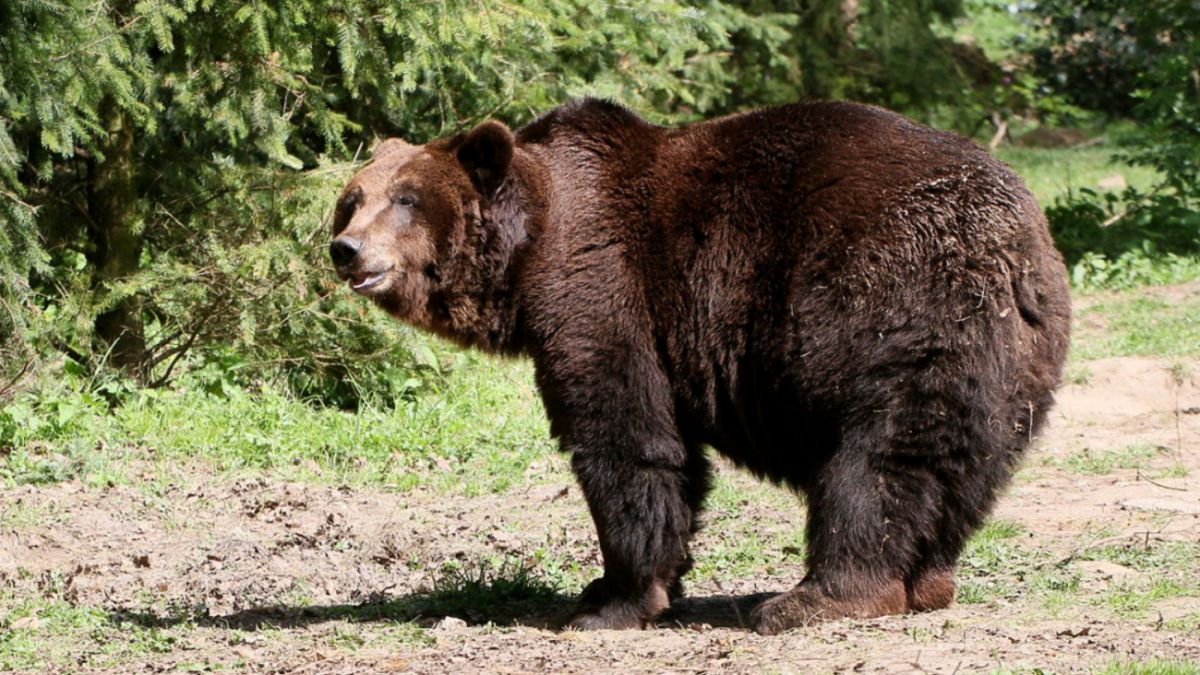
[566,578,670,631]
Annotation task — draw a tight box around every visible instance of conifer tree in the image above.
[0,0,763,385]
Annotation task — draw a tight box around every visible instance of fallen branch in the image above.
[1053,526,1172,568]
[0,358,33,400]
[1136,468,1190,492]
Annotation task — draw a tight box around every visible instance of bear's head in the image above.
[329,121,519,335]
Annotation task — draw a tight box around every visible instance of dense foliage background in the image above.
[2,0,1198,410]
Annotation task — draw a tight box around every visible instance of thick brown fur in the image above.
[330,99,1071,634]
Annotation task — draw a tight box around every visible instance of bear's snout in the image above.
[329,236,363,267]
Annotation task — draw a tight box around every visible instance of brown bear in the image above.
[329,98,1071,634]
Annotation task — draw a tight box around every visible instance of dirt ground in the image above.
[2,354,1199,673]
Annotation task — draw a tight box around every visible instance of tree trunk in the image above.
[87,100,146,377]
[841,0,860,44]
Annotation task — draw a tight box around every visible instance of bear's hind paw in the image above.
[750,580,909,635]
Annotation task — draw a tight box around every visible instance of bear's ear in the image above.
[372,138,413,162]
[456,121,514,197]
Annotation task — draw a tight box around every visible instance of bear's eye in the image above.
[394,195,416,207]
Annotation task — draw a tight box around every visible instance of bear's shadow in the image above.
[108,591,774,632]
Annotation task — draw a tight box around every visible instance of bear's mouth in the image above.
[348,269,391,293]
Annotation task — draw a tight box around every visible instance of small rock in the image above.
[1075,560,1137,582]
[11,615,39,630]
[1097,174,1127,190]
[438,616,468,630]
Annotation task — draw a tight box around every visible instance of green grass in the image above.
[1051,444,1162,476]
[956,518,1038,605]
[1101,578,1191,617]
[1,348,555,495]
[1100,661,1200,675]
[263,556,573,627]
[402,557,568,622]
[1078,541,1200,572]
[689,529,807,581]
[1165,613,1200,632]
[1063,361,1093,385]
[1000,137,1200,292]
[996,144,1159,209]
[0,591,201,672]
[1077,541,1200,619]
[1072,293,1200,361]
[0,501,60,530]
[688,467,807,581]
[955,520,1200,620]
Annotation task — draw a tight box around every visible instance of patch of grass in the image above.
[1100,660,1200,675]
[322,557,573,626]
[1101,578,1191,617]
[524,547,591,596]
[1028,571,1081,594]
[955,581,991,605]
[0,501,59,530]
[328,623,367,650]
[0,439,128,489]
[372,621,436,648]
[1079,541,1200,572]
[1168,361,1192,382]
[277,578,317,609]
[1070,541,1200,618]
[957,519,1038,605]
[1165,613,1200,632]
[1053,444,1161,475]
[704,459,802,515]
[689,468,807,582]
[1,349,554,494]
[961,518,1027,574]
[1071,293,1200,361]
[0,592,198,672]
[903,625,941,643]
[996,144,1159,209]
[419,558,564,618]
[1064,362,1093,385]
[1158,463,1191,478]
[690,529,806,581]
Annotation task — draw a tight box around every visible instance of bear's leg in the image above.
[670,448,712,600]
[567,444,704,630]
[907,446,1015,612]
[751,435,946,634]
[903,514,971,613]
